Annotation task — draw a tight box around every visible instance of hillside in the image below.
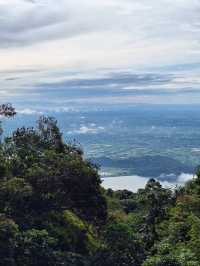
[0,111,200,265]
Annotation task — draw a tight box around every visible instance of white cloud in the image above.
[102,173,195,192]
[17,108,43,115]
[0,0,200,71]
[68,124,105,135]
[177,173,195,184]
[102,175,150,192]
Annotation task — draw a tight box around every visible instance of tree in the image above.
[138,179,174,248]
[1,117,107,226]
[0,103,16,137]
[93,221,145,266]
[142,255,182,266]
[0,215,18,266]
[0,114,107,264]
[0,104,16,117]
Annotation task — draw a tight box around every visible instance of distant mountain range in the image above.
[90,155,195,180]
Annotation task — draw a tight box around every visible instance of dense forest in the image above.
[0,104,200,265]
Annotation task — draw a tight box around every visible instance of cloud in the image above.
[0,0,67,47]
[102,172,195,192]
[0,0,200,71]
[102,175,150,192]
[1,1,200,105]
[177,173,195,185]
[0,0,116,48]
[2,67,200,108]
[67,124,105,135]
[17,108,43,115]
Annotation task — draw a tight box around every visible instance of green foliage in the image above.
[47,210,98,255]
[93,221,145,266]
[0,115,107,265]
[1,112,200,265]
[0,215,18,266]
[142,255,182,266]
[1,117,107,226]
[16,229,57,266]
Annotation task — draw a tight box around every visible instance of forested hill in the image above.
[0,110,200,265]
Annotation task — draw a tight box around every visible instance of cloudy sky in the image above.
[0,0,200,109]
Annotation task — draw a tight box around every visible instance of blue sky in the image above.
[0,0,200,110]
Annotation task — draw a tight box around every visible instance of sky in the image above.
[0,0,200,109]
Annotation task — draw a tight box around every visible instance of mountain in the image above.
[91,155,195,180]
